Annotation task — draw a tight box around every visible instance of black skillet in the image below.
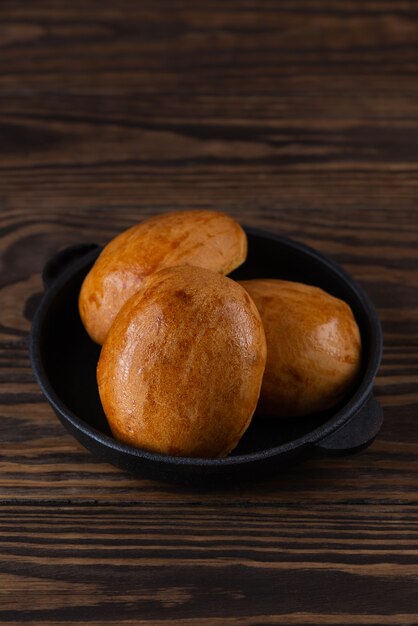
[30,228,383,485]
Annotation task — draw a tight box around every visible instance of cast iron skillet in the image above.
[30,228,383,485]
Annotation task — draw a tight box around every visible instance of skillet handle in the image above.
[313,394,383,456]
[42,243,100,290]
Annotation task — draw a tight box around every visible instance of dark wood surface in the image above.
[1,1,418,623]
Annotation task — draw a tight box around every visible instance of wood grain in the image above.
[0,0,418,622]
[2,2,418,215]
[1,503,418,624]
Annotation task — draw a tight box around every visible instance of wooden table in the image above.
[1,2,418,623]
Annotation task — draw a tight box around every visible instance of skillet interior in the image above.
[37,230,373,458]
